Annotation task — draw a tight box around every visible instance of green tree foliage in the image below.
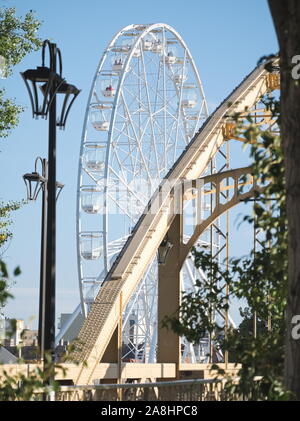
[0,5,42,304]
[0,5,42,296]
[0,200,21,246]
[0,199,22,312]
[0,7,42,75]
[0,89,23,138]
[0,7,42,138]
[164,85,289,399]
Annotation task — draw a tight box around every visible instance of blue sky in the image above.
[0,0,278,329]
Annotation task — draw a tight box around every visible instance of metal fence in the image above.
[32,378,259,401]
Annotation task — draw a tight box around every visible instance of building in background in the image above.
[0,318,27,347]
[0,317,39,362]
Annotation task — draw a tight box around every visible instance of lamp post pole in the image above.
[44,42,57,377]
[38,158,47,361]
[23,157,64,376]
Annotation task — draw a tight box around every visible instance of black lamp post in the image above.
[21,40,80,383]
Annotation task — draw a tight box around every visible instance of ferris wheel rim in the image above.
[77,23,209,318]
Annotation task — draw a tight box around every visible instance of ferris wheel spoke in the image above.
[108,165,149,207]
[106,191,140,222]
[122,85,148,115]
[139,48,162,178]
[120,91,155,186]
[115,108,152,162]
[153,56,162,115]
[172,51,189,163]
[112,131,151,180]
[110,146,132,182]
[110,141,136,181]
[107,236,130,257]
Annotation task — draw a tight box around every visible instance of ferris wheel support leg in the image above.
[157,213,182,381]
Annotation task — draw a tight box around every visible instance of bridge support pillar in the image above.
[157,214,182,379]
[99,327,118,385]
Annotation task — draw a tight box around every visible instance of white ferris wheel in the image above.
[75,23,211,362]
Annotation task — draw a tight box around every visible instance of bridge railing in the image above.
[32,377,263,401]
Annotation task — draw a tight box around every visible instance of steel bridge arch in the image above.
[179,165,263,267]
